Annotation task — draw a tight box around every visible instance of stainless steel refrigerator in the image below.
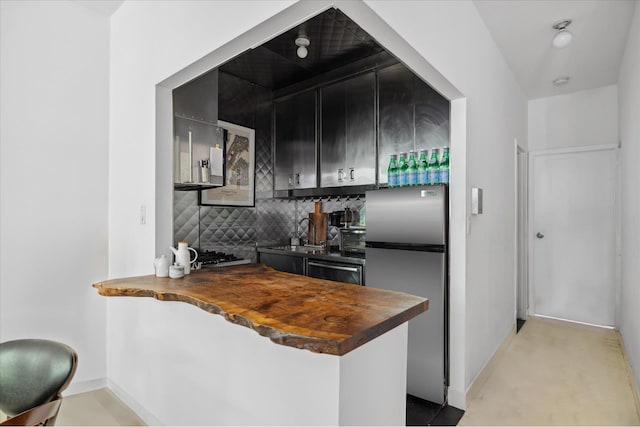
[365,185,448,404]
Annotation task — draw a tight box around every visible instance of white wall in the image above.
[0,1,109,387]
[109,0,526,409]
[108,0,295,278]
[364,0,527,391]
[528,85,619,151]
[618,1,640,398]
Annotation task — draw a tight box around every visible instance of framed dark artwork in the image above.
[199,120,255,206]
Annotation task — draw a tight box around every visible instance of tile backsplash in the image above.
[172,71,365,262]
[173,191,365,263]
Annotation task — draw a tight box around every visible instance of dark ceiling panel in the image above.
[219,8,384,90]
[220,46,314,89]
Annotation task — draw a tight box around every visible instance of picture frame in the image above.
[199,120,255,206]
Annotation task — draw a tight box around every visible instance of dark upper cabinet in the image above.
[173,69,218,124]
[274,90,317,190]
[320,72,376,188]
[378,63,450,184]
[274,63,449,193]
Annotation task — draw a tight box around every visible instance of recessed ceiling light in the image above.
[552,19,573,48]
[553,76,570,86]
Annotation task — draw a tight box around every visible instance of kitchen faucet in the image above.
[298,217,315,245]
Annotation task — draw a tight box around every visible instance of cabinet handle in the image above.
[349,168,355,181]
[308,261,360,273]
[338,169,344,182]
[295,173,301,186]
[288,174,293,187]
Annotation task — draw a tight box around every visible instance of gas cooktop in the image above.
[194,248,251,268]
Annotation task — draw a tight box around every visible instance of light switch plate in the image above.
[472,188,483,215]
[140,205,147,225]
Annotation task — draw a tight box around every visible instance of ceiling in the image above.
[474,0,637,100]
[74,0,637,99]
[220,8,389,90]
[74,0,124,16]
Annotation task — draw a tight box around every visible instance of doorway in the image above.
[529,146,617,327]
[155,0,468,410]
[516,146,528,331]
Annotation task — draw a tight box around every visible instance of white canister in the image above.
[169,263,184,279]
[153,255,170,277]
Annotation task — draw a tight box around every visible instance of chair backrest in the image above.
[0,339,77,417]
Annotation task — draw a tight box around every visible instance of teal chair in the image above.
[0,339,77,426]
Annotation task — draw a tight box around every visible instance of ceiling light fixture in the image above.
[295,36,310,59]
[552,19,573,48]
[553,76,571,86]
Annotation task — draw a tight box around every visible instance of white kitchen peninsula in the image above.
[94,264,427,425]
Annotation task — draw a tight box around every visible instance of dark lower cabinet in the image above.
[307,260,364,285]
[258,252,305,275]
[258,251,364,285]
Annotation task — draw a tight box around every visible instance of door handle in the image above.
[536,232,544,239]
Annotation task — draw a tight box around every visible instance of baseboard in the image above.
[447,387,466,410]
[619,333,640,419]
[465,324,516,404]
[63,378,107,396]
[107,378,163,426]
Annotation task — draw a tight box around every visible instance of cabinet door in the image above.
[378,64,415,185]
[378,64,450,184]
[274,91,317,190]
[414,74,450,153]
[259,252,304,275]
[320,72,375,188]
[345,72,376,186]
[307,260,363,285]
[320,81,346,187]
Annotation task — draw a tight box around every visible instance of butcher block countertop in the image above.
[93,264,428,356]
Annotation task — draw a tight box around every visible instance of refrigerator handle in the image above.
[365,241,446,253]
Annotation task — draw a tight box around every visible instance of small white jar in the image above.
[169,263,184,279]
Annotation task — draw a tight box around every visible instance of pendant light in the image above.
[295,36,310,59]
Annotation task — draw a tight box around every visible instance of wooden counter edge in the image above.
[92,277,428,356]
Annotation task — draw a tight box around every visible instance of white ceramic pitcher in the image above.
[170,242,198,275]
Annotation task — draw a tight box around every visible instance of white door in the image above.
[530,148,617,327]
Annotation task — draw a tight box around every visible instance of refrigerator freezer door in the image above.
[365,186,446,245]
[365,247,446,404]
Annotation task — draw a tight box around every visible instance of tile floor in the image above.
[18,316,638,426]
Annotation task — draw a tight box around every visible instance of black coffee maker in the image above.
[329,208,353,227]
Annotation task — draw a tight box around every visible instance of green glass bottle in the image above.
[387,154,398,188]
[427,148,439,185]
[418,149,428,185]
[398,152,408,187]
[438,147,450,184]
[407,151,418,186]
